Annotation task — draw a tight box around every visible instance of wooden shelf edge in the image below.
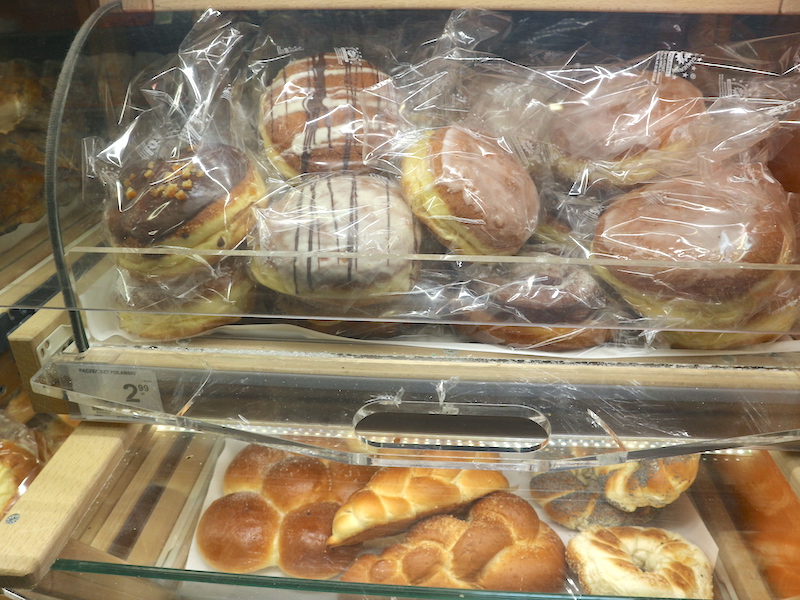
[0,422,142,588]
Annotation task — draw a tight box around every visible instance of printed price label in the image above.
[67,365,164,417]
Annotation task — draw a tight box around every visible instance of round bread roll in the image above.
[401,126,540,255]
[548,69,706,188]
[529,456,700,531]
[0,440,39,514]
[340,491,566,593]
[259,52,393,178]
[458,246,613,351]
[197,445,375,578]
[105,143,266,279]
[249,172,420,304]
[567,526,713,599]
[196,491,281,574]
[116,261,255,340]
[592,164,799,349]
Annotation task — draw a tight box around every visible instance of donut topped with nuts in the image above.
[106,143,260,248]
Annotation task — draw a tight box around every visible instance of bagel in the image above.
[567,525,713,599]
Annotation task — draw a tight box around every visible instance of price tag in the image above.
[67,365,164,417]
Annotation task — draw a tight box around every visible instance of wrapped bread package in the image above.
[81,8,800,351]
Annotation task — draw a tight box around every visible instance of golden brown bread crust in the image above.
[328,467,508,546]
[340,491,566,593]
[712,451,800,599]
[597,454,700,512]
[197,445,376,578]
[196,491,281,573]
[529,456,700,530]
[278,501,361,578]
[116,263,255,341]
[259,53,391,178]
[566,526,713,599]
[0,440,40,514]
[401,127,539,255]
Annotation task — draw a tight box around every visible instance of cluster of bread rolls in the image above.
[196,444,716,598]
[196,444,570,592]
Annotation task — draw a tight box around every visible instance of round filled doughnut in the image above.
[259,52,393,178]
[116,261,255,341]
[457,246,612,350]
[249,172,420,304]
[548,69,706,188]
[591,164,798,349]
[105,143,267,279]
[566,526,713,599]
[401,126,540,255]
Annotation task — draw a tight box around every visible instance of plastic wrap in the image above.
[76,9,800,354]
[0,414,41,518]
[93,10,266,341]
[182,439,718,599]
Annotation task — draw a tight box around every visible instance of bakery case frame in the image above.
[2,0,800,599]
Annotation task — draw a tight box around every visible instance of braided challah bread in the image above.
[327,466,509,546]
[196,445,376,578]
[340,491,566,592]
[529,455,700,530]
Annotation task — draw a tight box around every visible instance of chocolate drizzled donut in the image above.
[106,144,252,247]
[259,52,393,178]
[250,172,419,304]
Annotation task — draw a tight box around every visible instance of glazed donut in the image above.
[249,172,420,304]
[401,126,540,255]
[116,261,255,340]
[105,143,266,279]
[592,163,799,349]
[259,52,393,178]
[340,491,566,593]
[529,456,700,530]
[457,246,612,350]
[566,526,713,599]
[548,69,706,188]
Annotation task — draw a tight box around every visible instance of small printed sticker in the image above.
[653,50,703,80]
[334,46,363,65]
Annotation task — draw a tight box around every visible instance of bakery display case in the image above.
[2,0,800,599]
